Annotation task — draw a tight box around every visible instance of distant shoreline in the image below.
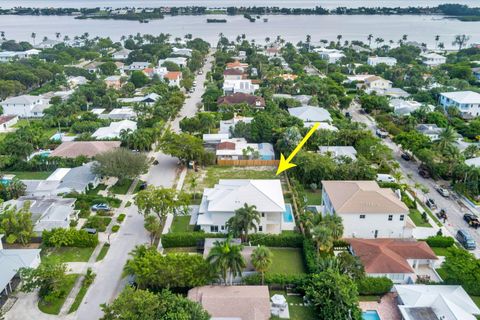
[0,4,479,22]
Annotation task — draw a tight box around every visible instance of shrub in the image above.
[161,232,224,248]
[117,214,126,223]
[84,216,111,232]
[356,277,393,295]
[42,228,98,248]
[401,192,416,209]
[303,238,318,274]
[426,235,454,248]
[112,225,120,233]
[243,273,307,287]
[248,233,303,248]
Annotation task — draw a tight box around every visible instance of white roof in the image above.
[395,284,480,320]
[421,52,445,59]
[0,244,40,292]
[288,106,332,123]
[466,157,480,167]
[92,120,137,139]
[219,116,253,134]
[318,146,357,160]
[441,91,480,104]
[307,122,338,131]
[0,95,42,105]
[200,179,285,213]
[203,133,230,142]
[90,108,106,115]
[105,75,121,81]
[368,56,397,62]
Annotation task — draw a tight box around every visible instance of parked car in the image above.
[464,213,480,229]
[153,159,159,165]
[345,112,351,118]
[83,228,97,235]
[375,128,388,139]
[376,174,396,183]
[426,198,437,210]
[456,229,476,250]
[401,153,412,161]
[418,168,430,179]
[436,186,450,197]
[139,182,148,190]
[437,209,447,220]
[91,203,111,211]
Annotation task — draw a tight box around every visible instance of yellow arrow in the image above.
[276,122,320,175]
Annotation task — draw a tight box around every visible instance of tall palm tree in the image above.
[435,35,440,48]
[226,203,260,243]
[436,126,457,154]
[323,214,343,240]
[251,246,273,285]
[31,32,36,45]
[207,238,245,285]
[367,34,373,47]
[312,224,333,253]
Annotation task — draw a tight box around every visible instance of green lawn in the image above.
[86,184,107,195]
[170,215,193,233]
[421,205,443,227]
[436,267,448,280]
[133,180,146,194]
[109,179,134,195]
[267,248,306,274]
[304,190,321,205]
[430,246,452,256]
[270,290,315,320]
[38,274,79,315]
[359,295,382,301]
[41,247,95,264]
[68,276,94,313]
[183,166,280,193]
[471,295,480,309]
[96,243,110,262]
[409,209,432,227]
[163,247,199,254]
[4,171,53,180]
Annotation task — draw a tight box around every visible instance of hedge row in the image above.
[303,238,318,274]
[161,232,304,248]
[161,232,224,248]
[356,277,393,295]
[425,235,455,248]
[243,273,307,287]
[42,228,98,248]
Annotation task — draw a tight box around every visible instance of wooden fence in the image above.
[216,159,280,167]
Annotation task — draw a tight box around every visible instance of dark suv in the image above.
[464,213,480,229]
[456,229,476,250]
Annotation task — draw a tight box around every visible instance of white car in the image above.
[437,187,450,197]
[376,174,396,183]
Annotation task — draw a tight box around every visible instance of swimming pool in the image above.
[283,204,294,223]
[362,310,381,320]
[50,132,63,141]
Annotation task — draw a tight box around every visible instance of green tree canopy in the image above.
[92,148,150,182]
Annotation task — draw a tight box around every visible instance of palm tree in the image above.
[0,31,5,40]
[336,34,342,46]
[323,214,343,240]
[55,32,61,39]
[402,34,408,42]
[367,34,373,47]
[435,35,440,48]
[31,32,36,45]
[452,34,470,51]
[312,224,333,253]
[436,126,457,153]
[189,176,198,199]
[375,37,384,48]
[464,145,479,159]
[251,246,273,285]
[226,203,260,243]
[207,238,245,285]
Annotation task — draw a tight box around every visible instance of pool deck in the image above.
[360,293,401,320]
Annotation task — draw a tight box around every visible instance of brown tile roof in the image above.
[226,60,248,69]
[217,141,236,150]
[0,115,17,124]
[348,238,437,274]
[223,69,244,76]
[164,71,182,80]
[50,141,121,158]
[217,92,265,108]
[321,181,409,214]
[188,285,270,320]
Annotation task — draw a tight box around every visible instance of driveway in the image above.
[348,102,480,257]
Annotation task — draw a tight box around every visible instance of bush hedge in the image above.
[425,235,455,248]
[112,225,120,233]
[356,277,393,295]
[84,216,112,232]
[248,233,303,248]
[117,214,126,223]
[42,228,98,248]
[243,273,307,287]
[161,232,224,248]
[303,238,318,274]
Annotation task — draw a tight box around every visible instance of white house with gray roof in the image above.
[0,95,49,118]
[318,146,357,161]
[195,179,290,234]
[416,124,444,141]
[321,180,412,239]
[439,91,480,118]
[288,106,332,127]
[0,235,41,298]
[158,57,188,68]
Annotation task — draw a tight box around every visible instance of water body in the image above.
[0,0,479,9]
[1,14,479,49]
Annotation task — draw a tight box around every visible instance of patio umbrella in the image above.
[271,294,287,306]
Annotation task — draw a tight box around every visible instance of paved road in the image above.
[348,102,480,256]
[142,52,214,187]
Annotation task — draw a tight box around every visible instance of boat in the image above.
[263,18,268,22]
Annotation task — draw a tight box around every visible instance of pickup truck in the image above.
[375,129,388,139]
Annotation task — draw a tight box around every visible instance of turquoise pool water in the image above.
[51,133,62,141]
[39,151,51,157]
[363,310,381,320]
[283,204,294,223]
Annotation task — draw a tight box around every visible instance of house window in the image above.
[400,215,405,221]
[359,215,366,219]
[210,225,219,232]
[221,225,225,231]
[388,215,393,221]
[259,226,263,232]
[261,212,265,218]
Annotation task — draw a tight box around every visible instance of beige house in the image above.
[188,285,270,320]
[321,181,412,239]
[105,75,122,90]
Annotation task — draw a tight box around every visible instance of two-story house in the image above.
[0,95,49,118]
[364,76,393,90]
[367,56,397,67]
[439,91,480,118]
[223,69,244,81]
[112,48,132,60]
[223,79,259,95]
[164,71,183,87]
[321,180,412,239]
[420,52,446,67]
[196,179,292,234]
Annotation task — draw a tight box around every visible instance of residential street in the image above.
[142,51,214,187]
[348,102,480,257]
